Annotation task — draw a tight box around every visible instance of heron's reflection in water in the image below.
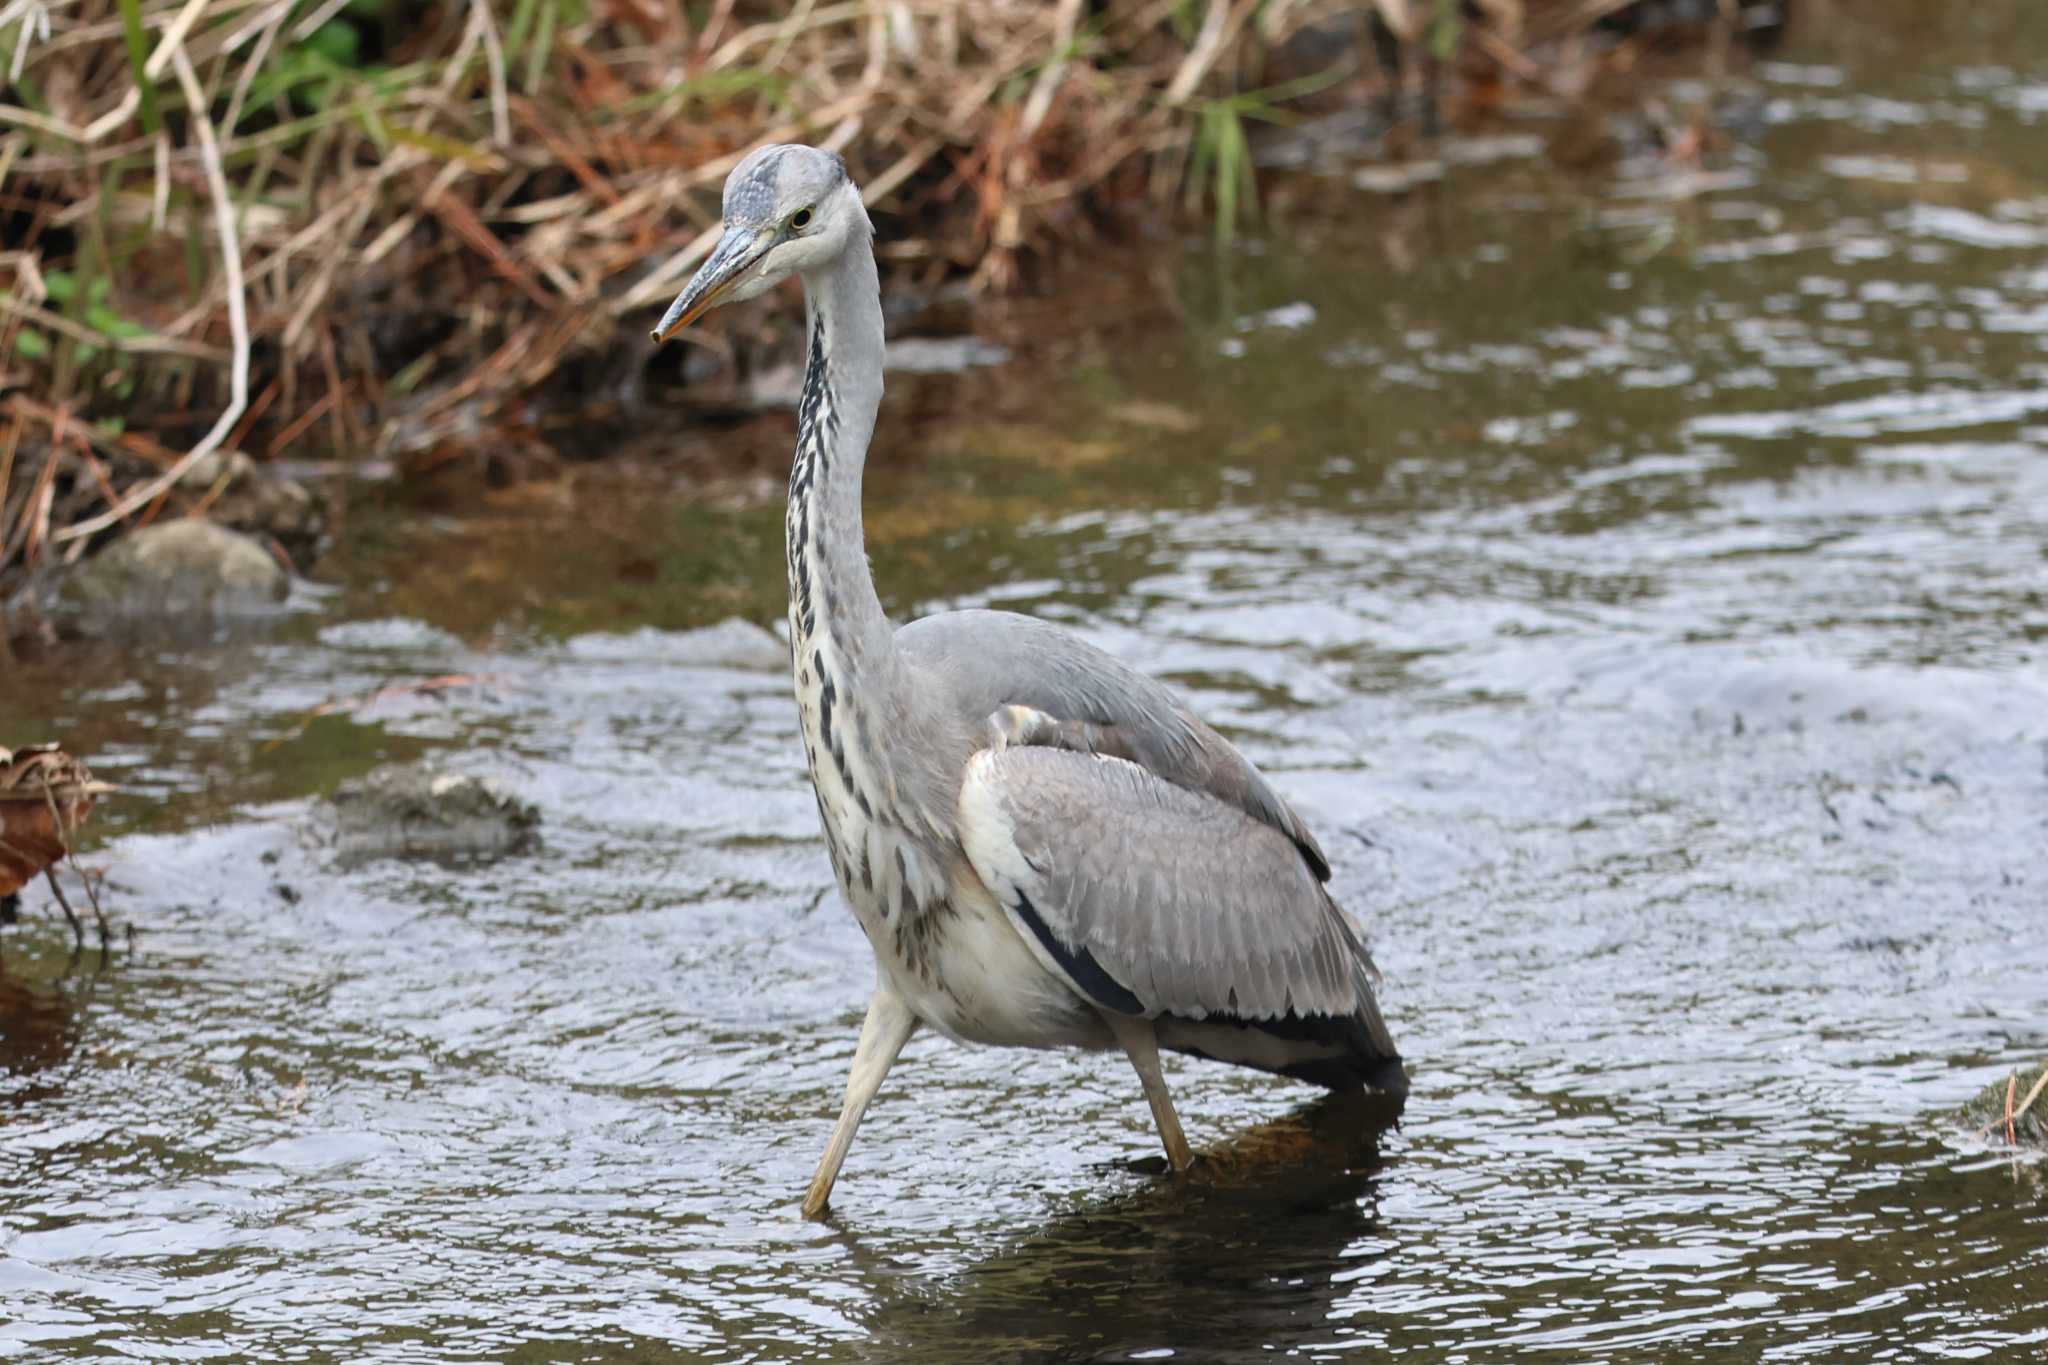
[848,1091,1401,1363]
[0,966,83,1096]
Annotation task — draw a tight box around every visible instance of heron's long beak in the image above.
[651,226,768,344]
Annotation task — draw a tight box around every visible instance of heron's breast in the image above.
[787,599,1098,1047]
[887,865,1108,1049]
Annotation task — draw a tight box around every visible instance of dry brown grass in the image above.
[1,0,1697,585]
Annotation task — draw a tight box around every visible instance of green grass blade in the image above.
[114,0,162,135]
[524,0,557,92]
[1214,109,1239,243]
[1430,0,1462,61]
[505,0,540,62]
[1186,106,1217,217]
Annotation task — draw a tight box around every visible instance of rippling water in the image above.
[5,6,2047,1360]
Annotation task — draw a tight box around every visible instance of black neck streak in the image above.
[788,312,874,828]
[786,312,831,651]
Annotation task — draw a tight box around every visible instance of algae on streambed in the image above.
[1960,1063,2048,1152]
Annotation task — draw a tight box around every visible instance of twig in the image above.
[3,439,58,569]
[264,389,337,457]
[263,674,501,749]
[141,0,212,81]
[513,98,621,207]
[2015,1068,2048,1131]
[39,782,107,948]
[39,866,84,949]
[73,858,111,948]
[0,103,89,141]
[761,0,821,72]
[2,0,48,83]
[222,1,291,137]
[53,48,247,545]
[219,0,294,64]
[862,135,944,207]
[416,164,552,309]
[1019,0,1084,140]
[0,294,229,361]
[77,0,213,143]
[9,394,191,469]
[1166,0,1262,105]
[287,0,353,43]
[469,0,513,147]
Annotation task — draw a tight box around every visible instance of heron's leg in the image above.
[801,989,919,1220]
[1103,1011,1193,1173]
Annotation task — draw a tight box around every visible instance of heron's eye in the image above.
[790,207,814,231]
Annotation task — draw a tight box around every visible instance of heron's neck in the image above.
[788,235,894,682]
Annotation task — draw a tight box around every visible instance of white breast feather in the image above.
[957,750,1035,910]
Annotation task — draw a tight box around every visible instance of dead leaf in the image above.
[0,744,113,897]
[1106,400,1202,434]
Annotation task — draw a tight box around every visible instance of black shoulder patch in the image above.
[1011,891,1144,1016]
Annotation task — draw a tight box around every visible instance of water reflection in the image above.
[0,969,79,1081]
[850,1097,1396,1364]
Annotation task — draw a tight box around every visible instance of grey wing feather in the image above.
[958,745,1378,1026]
[898,609,1332,879]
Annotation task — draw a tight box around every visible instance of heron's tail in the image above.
[1344,966,1409,1097]
[1158,995,1406,1097]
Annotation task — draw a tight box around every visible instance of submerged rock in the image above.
[202,453,325,555]
[669,617,787,671]
[56,520,290,621]
[317,764,539,868]
[1958,1062,2048,1150]
[883,336,1011,374]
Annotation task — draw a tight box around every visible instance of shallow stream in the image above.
[4,5,2047,1360]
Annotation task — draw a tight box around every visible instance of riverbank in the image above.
[0,0,1792,598]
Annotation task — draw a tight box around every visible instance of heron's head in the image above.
[651,144,865,343]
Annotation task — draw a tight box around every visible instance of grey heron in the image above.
[653,145,1406,1219]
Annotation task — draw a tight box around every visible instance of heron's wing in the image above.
[958,744,1389,1037]
[897,609,1332,879]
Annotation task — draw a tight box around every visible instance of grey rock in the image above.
[669,617,788,671]
[884,336,1011,374]
[57,520,290,620]
[736,337,1011,407]
[203,453,324,549]
[319,764,539,868]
